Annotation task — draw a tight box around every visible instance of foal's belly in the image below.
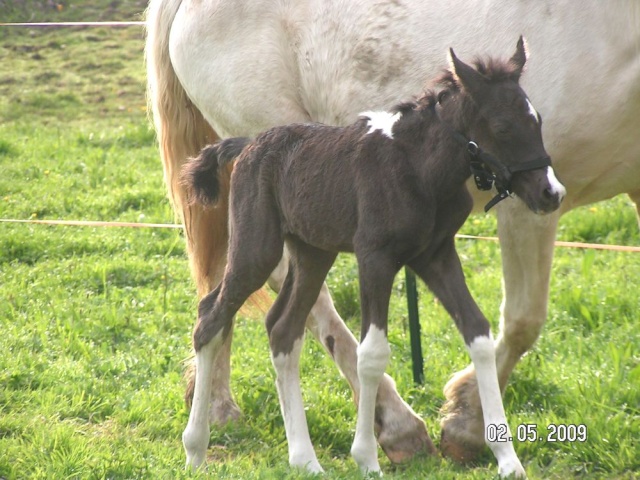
[279,192,358,253]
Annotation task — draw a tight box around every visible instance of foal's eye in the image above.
[491,123,511,137]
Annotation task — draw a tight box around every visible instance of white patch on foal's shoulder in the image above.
[525,98,539,123]
[360,110,401,139]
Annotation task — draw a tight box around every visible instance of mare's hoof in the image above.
[209,398,242,426]
[439,427,484,463]
[378,416,438,463]
[439,365,485,462]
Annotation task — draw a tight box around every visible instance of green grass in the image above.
[1,3,639,479]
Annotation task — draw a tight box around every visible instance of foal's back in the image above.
[232,120,415,252]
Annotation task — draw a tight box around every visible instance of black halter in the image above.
[449,130,552,212]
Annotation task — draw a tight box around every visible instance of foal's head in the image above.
[438,37,565,214]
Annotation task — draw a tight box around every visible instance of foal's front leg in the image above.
[441,201,559,462]
[410,242,526,478]
[350,255,396,474]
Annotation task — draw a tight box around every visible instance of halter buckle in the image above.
[469,160,495,191]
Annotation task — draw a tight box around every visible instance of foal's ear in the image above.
[448,48,487,98]
[508,35,528,80]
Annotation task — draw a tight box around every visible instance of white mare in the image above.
[145,0,640,471]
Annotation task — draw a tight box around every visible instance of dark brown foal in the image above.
[181,38,564,478]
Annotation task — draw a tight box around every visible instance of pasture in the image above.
[0,2,638,479]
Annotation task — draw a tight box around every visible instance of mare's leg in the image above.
[266,238,337,473]
[441,200,559,462]
[350,253,396,474]
[629,190,640,227]
[183,203,284,469]
[409,240,525,478]
[267,251,436,463]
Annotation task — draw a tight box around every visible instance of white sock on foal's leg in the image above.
[183,339,220,469]
[351,325,390,475]
[467,335,526,479]
[272,337,323,473]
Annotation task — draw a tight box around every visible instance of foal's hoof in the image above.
[377,411,438,463]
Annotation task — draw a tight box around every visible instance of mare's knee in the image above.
[500,302,547,356]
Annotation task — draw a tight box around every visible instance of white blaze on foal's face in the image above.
[360,111,402,139]
[524,97,567,201]
[525,98,539,124]
[546,166,567,200]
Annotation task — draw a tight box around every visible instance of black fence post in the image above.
[405,267,423,384]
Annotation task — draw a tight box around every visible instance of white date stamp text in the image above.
[486,423,588,443]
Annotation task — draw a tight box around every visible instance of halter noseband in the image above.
[451,131,551,212]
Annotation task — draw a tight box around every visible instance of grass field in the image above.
[1,2,639,479]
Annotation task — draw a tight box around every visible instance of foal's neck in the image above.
[417,99,476,186]
[436,93,477,139]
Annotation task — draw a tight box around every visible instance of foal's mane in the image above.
[392,55,522,115]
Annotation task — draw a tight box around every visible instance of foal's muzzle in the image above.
[511,165,566,215]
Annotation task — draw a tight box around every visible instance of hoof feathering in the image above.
[439,366,485,462]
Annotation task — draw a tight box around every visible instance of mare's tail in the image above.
[146,1,269,411]
[145,0,229,296]
[183,138,251,206]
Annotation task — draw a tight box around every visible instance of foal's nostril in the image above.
[540,186,562,212]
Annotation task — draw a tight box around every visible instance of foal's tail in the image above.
[182,138,251,206]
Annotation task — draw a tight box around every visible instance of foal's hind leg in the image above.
[266,238,337,473]
[183,210,283,469]
[268,251,436,463]
[180,191,243,428]
[409,241,525,478]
